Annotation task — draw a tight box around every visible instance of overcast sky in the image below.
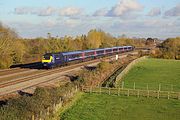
[0,0,180,39]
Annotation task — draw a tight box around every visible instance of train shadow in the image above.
[0,91,33,107]
[17,90,33,97]
[84,65,97,71]
[10,62,43,69]
[0,100,7,107]
[65,75,79,82]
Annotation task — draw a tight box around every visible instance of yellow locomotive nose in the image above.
[42,56,53,63]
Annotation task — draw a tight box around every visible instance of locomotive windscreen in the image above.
[43,53,52,60]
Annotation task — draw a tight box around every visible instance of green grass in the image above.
[60,93,180,120]
[119,58,180,91]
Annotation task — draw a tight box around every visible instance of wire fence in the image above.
[118,81,180,92]
[82,86,180,100]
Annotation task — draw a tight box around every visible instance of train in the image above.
[42,46,134,68]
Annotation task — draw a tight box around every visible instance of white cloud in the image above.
[147,8,161,16]
[93,8,108,16]
[14,7,32,14]
[107,0,143,17]
[59,7,82,16]
[14,6,82,17]
[38,7,57,16]
[165,4,180,16]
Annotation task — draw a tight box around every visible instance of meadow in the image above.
[60,93,180,120]
[119,58,180,91]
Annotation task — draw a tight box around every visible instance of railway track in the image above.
[0,51,138,99]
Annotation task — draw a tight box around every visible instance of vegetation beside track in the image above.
[60,93,180,120]
[0,83,78,120]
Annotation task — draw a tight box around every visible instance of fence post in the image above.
[122,81,124,89]
[99,87,101,94]
[109,88,111,95]
[157,91,160,99]
[137,90,140,98]
[168,92,170,100]
[147,90,149,98]
[118,87,120,96]
[147,84,149,90]
[159,84,161,91]
[127,89,129,97]
[133,82,136,90]
[32,114,35,120]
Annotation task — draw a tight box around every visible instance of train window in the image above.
[119,48,123,51]
[68,53,82,59]
[106,49,112,53]
[54,54,60,60]
[85,52,94,56]
[113,48,118,52]
[43,54,51,60]
[96,50,104,54]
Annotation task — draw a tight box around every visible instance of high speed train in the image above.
[42,46,134,68]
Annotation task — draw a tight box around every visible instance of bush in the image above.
[0,83,76,120]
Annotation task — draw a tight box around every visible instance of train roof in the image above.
[61,51,83,55]
[43,46,133,56]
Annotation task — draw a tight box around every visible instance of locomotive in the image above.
[42,46,134,68]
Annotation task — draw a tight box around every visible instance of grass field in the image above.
[60,59,180,120]
[119,58,180,91]
[60,93,180,120]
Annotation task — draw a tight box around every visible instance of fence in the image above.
[31,86,78,120]
[119,81,180,92]
[115,56,147,87]
[82,86,180,100]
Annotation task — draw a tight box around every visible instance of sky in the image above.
[0,0,180,39]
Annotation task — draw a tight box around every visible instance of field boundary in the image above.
[82,86,180,100]
[115,56,147,87]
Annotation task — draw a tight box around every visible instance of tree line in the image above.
[151,37,180,60]
[0,23,146,68]
[0,22,179,68]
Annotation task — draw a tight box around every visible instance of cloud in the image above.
[106,0,143,17]
[14,7,33,15]
[59,7,82,16]
[38,7,57,16]
[165,4,180,16]
[147,8,161,16]
[14,6,82,17]
[93,0,143,19]
[93,8,108,16]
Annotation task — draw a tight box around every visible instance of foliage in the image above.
[151,37,180,60]
[0,83,76,120]
[0,23,147,68]
[61,93,180,120]
[77,61,118,87]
